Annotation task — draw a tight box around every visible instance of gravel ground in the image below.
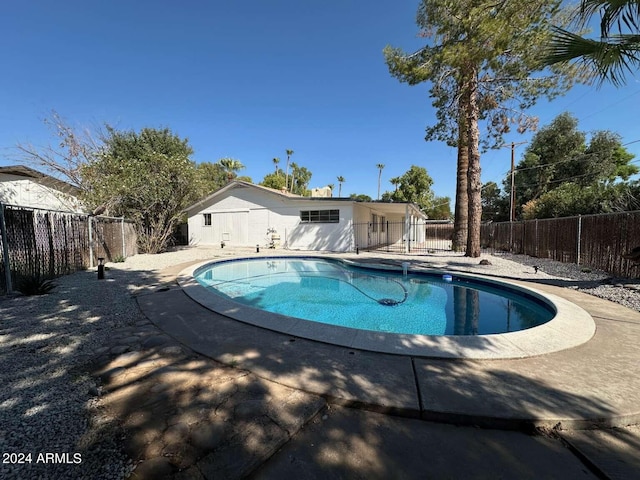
[0,246,638,479]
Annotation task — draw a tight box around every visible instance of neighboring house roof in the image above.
[184,180,427,219]
[0,165,81,197]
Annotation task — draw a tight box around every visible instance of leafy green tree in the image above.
[261,170,286,191]
[385,0,580,256]
[195,162,228,198]
[509,113,638,216]
[350,193,373,202]
[381,165,435,211]
[425,196,452,220]
[526,181,640,218]
[481,182,508,222]
[545,0,640,86]
[290,163,312,195]
[82,127,198,254]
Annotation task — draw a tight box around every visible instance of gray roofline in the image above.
[183,180,428,219]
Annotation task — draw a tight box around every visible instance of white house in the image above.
[184,181,428,253]
[0,165,84,212]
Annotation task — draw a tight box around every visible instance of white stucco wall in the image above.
[0,174,83,212]
[187,184,356,252]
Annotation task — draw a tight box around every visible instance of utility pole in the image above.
[508,141,527,222]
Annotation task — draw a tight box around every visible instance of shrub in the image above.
[16,275,56,296]
[112,255,126,263]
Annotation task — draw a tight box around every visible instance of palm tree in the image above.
[328,183,335,197]
[290,162,298,194]
[390,176,400,193]
[337,176,345,197]
[219,157,245,183]
[376,163,385,200]
[285,149,294,192]
[545,0,640,86]
[273,157,280,174]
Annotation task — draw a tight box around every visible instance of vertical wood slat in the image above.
[0,205,138,294]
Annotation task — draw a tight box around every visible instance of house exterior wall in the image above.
[0,174,83,212]
[187,185,355,252]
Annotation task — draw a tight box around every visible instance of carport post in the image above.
[404,204,410,253]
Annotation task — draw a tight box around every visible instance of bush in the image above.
[16,275,56,296]
[111,255,126,263]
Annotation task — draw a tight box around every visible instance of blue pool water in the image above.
[194,257,555,336]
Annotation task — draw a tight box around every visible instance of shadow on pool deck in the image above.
[98,251,640,479]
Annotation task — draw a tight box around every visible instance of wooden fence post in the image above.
[121,217,126,258]
[0,203,13,294]
[577,215,582,266]
[88,215,94,268]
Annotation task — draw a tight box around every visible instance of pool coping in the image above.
[177,255,596,360]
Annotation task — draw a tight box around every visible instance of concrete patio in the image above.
[98,249,640,479]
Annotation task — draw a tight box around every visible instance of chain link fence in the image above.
[0,203,138,294]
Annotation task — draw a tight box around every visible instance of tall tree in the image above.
[376,163,385,200]
[481,181,508,221]
[218,157,245,183]
[390,176,401,192]
[385,0,580,256]
[425,196,452,220]
[272,157,280,174]
[290,163,312,195]
[510,112,638,216]
[261,170,286,191]
[545,0,640,86]
[381,165,435,211]
[285,149,294,192]
[196,162,228,198]
[82,127,198,254]
[337,176,345,197]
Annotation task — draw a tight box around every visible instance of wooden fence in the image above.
[0,204,138,294]
[353,211,639,277]
[481,211,640,277]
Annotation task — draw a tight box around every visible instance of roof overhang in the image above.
[357,201,428,220]
[0,165,81,196]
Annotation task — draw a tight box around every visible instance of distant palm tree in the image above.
[545,0,640,86]
[285,149,294,192]
[328,183,335,197]
[390,176,400,193]
[376,163,385,200]
[288,162,298,194]
[219,158,245,183]
[337,176,345,197]
[273,157,280,174]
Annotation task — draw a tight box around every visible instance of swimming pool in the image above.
[178,255,596,359]
[193,257,554,336]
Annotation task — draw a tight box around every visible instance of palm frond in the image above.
[546,27,640,86]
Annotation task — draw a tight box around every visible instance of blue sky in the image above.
[1,0,639,203]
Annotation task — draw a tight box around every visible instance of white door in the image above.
[213,211,249,245]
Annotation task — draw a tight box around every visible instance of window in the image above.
[300,209,339,223]
[371,214,378,233]
[203,213,212,226]
[381,216,386,233]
